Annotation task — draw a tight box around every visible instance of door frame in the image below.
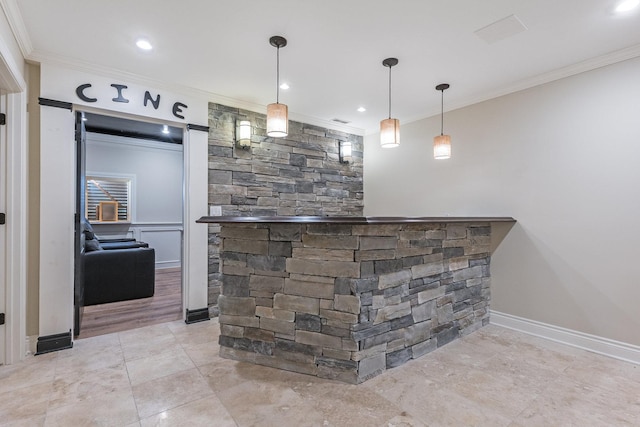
[36,63,210,353]
[1,90,27,364]
[73,111,86,337]
[73,108,187,335]
[0,92,6,365]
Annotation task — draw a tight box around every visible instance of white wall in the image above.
[87,133,183,268]
[364,56,640,346]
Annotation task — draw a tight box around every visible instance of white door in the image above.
[0,93,7,365]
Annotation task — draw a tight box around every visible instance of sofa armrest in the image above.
[84,247,155,305]
[99,241,149,250]
[99,237,137,243]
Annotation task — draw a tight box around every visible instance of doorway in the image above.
[74,112,185,338]
[0,93,7,364]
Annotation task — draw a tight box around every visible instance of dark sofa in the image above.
[99,239,149,250]
[82,220,155,306]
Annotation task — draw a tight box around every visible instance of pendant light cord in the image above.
[276,47,280,104]
[440,89,444,136]
[388,66,392,119]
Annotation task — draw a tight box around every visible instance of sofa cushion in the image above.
[85,238,103,252]
[82,218,96,240]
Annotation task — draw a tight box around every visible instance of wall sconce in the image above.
[339,140,352,164]
[236,120,251,149]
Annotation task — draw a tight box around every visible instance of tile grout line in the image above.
[118,330,144,424]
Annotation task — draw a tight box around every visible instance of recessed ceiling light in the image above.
[279,83,290,90]
[136,38,153,51]
[357,107,366,112]
[616,0,639,12]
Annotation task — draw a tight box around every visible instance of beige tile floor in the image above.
[1,319,639,426]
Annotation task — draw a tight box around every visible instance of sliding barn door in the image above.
[74,112,86,337]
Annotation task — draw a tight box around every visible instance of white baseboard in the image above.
[25,335,37,356]
[490,310,640,365]
[156,260,181,269]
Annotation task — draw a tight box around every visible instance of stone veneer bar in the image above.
[197,216,516,383]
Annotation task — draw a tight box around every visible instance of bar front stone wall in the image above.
[207,103,364,315]
[217,221,492,383]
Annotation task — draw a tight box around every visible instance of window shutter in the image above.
[86,177,131,222]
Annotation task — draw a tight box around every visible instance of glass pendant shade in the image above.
[267,103,288,137]
[433,134,451,159]
[380,118,400,148]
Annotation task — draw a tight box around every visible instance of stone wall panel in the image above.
[207,103,363,312]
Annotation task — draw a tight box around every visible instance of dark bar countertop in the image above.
[197,215,516,224]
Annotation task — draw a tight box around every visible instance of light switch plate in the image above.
[209,205,222,216]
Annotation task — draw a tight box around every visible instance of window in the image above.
[85,176,131,222]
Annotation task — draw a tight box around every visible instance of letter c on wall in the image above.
[76,83,97,103]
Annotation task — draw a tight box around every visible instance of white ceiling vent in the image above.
[475,14,527,44]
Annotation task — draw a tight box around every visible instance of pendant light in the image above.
[380,58,400,148]
[267,36,288,138]
[433,83,451,159]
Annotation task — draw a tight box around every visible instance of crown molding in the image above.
[398,43,640,134]
[0,30,24,92]
[0,0,33,57]
[27,51,366,137]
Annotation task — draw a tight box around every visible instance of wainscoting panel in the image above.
[94,222,182,268]
[138,225,182,268]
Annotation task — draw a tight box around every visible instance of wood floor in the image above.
[78,267,183,339]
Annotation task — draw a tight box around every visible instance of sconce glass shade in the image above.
[433,134,451,159]
[339,140,352,163]
[236,120,251,149]
[380,118,400,148]
[267,103,288,137]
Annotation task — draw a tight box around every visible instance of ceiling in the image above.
[9,0,640,134]
[84,112,183,144]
